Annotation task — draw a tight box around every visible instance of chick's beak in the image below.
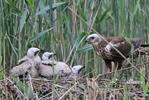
[53,53,56,56]
[48,53,56,59]
[51,53,56,57]
[78,66,85,74]
[34,50,40,56]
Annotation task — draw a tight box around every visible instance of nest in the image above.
[0,76,149,100]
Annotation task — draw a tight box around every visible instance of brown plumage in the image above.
[86,34,148,72]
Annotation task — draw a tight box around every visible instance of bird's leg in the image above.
[114,61,123,80]
[114,62,118,70]
[114,61,123,70]
[104,60,112,78]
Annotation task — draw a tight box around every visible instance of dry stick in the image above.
[27,75,34,99]
[54,0,57,38]
[71,3,76,39]
[68,7,148,81]
[65,44,76,63]
[53,84,84,94]
[88,1,101,32]
[95,61,149,80]
[58,82,77,100]
[64,5,77,63]
[6,78,25,98]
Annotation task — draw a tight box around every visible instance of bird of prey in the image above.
[11,47,41,78]
[85,34,149,72]
[38,52,72,78]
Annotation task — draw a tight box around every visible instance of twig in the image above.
[27,74,34,99]
[88,1,101,32]
[95,61,149,80]
[53,83,84,94]
[65,45,76,63]
[7,78,25,97]
[58,82,77,100]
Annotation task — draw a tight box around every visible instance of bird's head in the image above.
[71,65,84,74]
[42,52,56,60]
[85,34,102,45]
[27,47,40,58]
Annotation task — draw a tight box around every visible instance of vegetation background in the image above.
[0,0,149,99]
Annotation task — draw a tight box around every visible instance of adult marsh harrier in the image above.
[85,34,149,72]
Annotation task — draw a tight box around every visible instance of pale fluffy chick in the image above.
[39,52,72,78]
[11,47,41,78]
[65,65,84,80]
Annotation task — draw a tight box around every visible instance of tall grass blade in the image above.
[19,9,28,32]
[29,27,54,42]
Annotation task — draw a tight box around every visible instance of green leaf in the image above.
[35,6,50,16]
[5,0,21,13]
[77,44,93,53]
[15,79,28,94]
[19,9,28,32]
[29,27,54,42]
[124,37,134,53]
[99,7,111,22]
[140,69,149,98]
[36,2,66,16]
[70,32,87,66]
[0,56,1,65]
[37,0,49,21]
[6,34,18,57]
[76,5,87,21]
[123,84,129,100]
[65,15,71,37]
[132,0,140,17]
[15,78,34,99]
[27,0,35,9]
[74,32,87,49]
[52,2,66,9]
[0,51,3,79]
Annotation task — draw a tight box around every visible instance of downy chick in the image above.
[11,47,41,78]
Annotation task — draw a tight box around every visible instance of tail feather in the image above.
[141,44,149,47]
[130,38,142,49]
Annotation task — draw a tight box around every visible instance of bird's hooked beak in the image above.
[85,39,88,43]
[85,38,90,43]
[85,35,93,43]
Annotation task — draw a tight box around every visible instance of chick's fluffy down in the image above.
[11,62,32,77]
[39,61,71,78]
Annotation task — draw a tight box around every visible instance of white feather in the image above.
[105,42,113,53]
[105,42,121,53]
